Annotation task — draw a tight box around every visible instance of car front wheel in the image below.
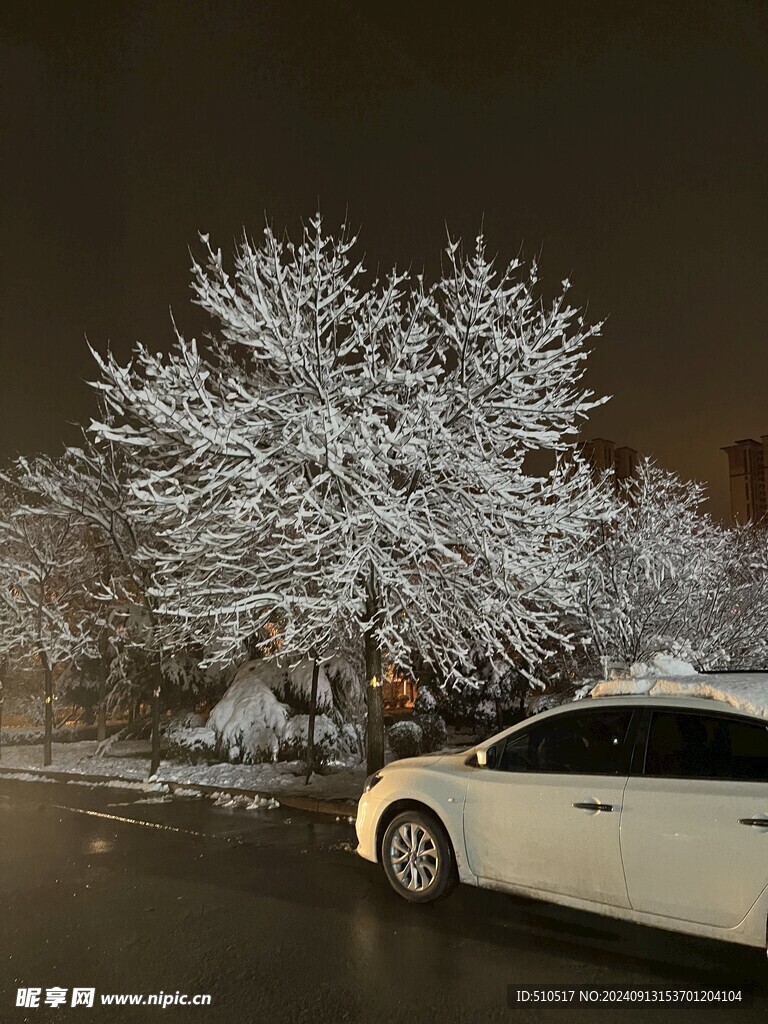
[381,810,457,903]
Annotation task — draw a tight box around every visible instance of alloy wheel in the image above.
[389,821,440,892]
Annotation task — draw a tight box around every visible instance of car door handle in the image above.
[739,818,768,827]
[573,802,613,812]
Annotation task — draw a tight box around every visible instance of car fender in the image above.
[365,760,476,883]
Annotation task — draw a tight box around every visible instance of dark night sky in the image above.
[1,0,766,520]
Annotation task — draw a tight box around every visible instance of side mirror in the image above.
[476,745,498,769]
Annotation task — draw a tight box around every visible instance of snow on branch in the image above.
[89,215,613,687]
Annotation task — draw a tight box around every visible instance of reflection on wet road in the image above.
[1,776,766,1023]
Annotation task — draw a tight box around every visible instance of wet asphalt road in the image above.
[1,777,768,1024]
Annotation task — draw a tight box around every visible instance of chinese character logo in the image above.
[71,987,95,1008]
[16,988,41,1008]
[45,987,68,1008]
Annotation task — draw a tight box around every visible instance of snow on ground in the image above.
[0,740,367,802]
[590,655,768,719]
[209,792,280,811]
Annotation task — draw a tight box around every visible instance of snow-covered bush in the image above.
[163,651,231,708]
[413,686,437,714]
[388,720,423,759]
[164,709,207,735]
[324,655,366,748]
[278,656,334,714]
[160,709,216,763]
[339,722,363,758]
[414,672,499,736]
[208,661,289,763]
[4,687,47,727]
[207,656,361,764]
[164,726,217,764]
[0,728,47,746]
[280,713,340,764]
[414,712,446,753]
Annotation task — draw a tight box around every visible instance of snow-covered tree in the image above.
[89,216,611,771]
[684,521,768,671]
[577,459,768,673]
[0,486,95,765]
[13,441,182,771]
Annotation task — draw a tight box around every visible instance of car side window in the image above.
[644,711,768,781]
[498,709,634,775]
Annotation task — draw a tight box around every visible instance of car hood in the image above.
[382,753,447,773]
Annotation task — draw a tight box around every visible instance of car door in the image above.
[463,707,635,907]
[620,708,768,928]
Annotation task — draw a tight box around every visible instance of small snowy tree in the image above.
[90,217,611,771]
[684,522,768,670]
[576,459,768,673]
[0,489,95,765]
[13,441,183,772]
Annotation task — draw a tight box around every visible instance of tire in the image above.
[381,809,457,903]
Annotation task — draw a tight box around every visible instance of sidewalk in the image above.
[0,741,362,819]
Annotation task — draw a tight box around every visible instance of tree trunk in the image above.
[304,655,320,785]
[97,544,112,745]
[365,629,384,774]
[364,571,385,774]
[43,660,53,767]
[364,566,386,775]
[149,667,162,777]
[0,662,5,761]
[96,675,107,743]
[246,633,262,660]
[97,704,107,743]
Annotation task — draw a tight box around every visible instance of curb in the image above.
[0,765,359,820]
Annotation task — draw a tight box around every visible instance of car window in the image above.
[498,709,634,775]
[644,711,768,781]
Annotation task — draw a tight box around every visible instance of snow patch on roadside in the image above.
[0,771,56,783]
[64,778,170,794]
[209,791,279,811]
[108,796,173,807]
[0,738,366,802]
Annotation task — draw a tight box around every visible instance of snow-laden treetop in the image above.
[88,216,613,686]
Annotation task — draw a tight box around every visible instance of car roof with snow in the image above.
[585,691,765,719]
[587,670,768,722]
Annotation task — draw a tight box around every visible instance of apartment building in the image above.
[722,437,768,523]
[580,438,639,488]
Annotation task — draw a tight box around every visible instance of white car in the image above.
[356,693,768,951]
